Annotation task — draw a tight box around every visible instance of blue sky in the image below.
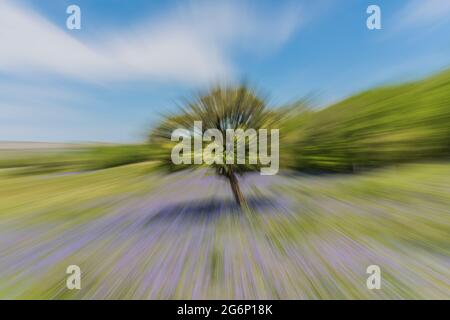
[1,0,450,143]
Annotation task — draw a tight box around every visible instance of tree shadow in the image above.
[143,196,284,226]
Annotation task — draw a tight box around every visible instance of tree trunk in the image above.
[227,172,247,209]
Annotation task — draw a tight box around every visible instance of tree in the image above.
[150,85,278,209]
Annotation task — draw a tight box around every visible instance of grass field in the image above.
[0,161,448,299]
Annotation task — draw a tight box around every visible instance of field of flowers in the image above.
[0,162,448,299]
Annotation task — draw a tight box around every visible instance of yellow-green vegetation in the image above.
[0,162,157,222]
[281,70,450,171]
[0,162,448,299]
[0,144,158,175]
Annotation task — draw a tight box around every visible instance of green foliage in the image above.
[280,70,450,172]
[0,144,159,175]
[84,145,157,170]
[150,85,279,177]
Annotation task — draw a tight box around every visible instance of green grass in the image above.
[0,162,158,221]
[0,162,448,299]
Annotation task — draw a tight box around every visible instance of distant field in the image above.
[0,162,448,299]
[0,143,156,175]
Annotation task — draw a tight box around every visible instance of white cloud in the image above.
[0,0,301,84]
